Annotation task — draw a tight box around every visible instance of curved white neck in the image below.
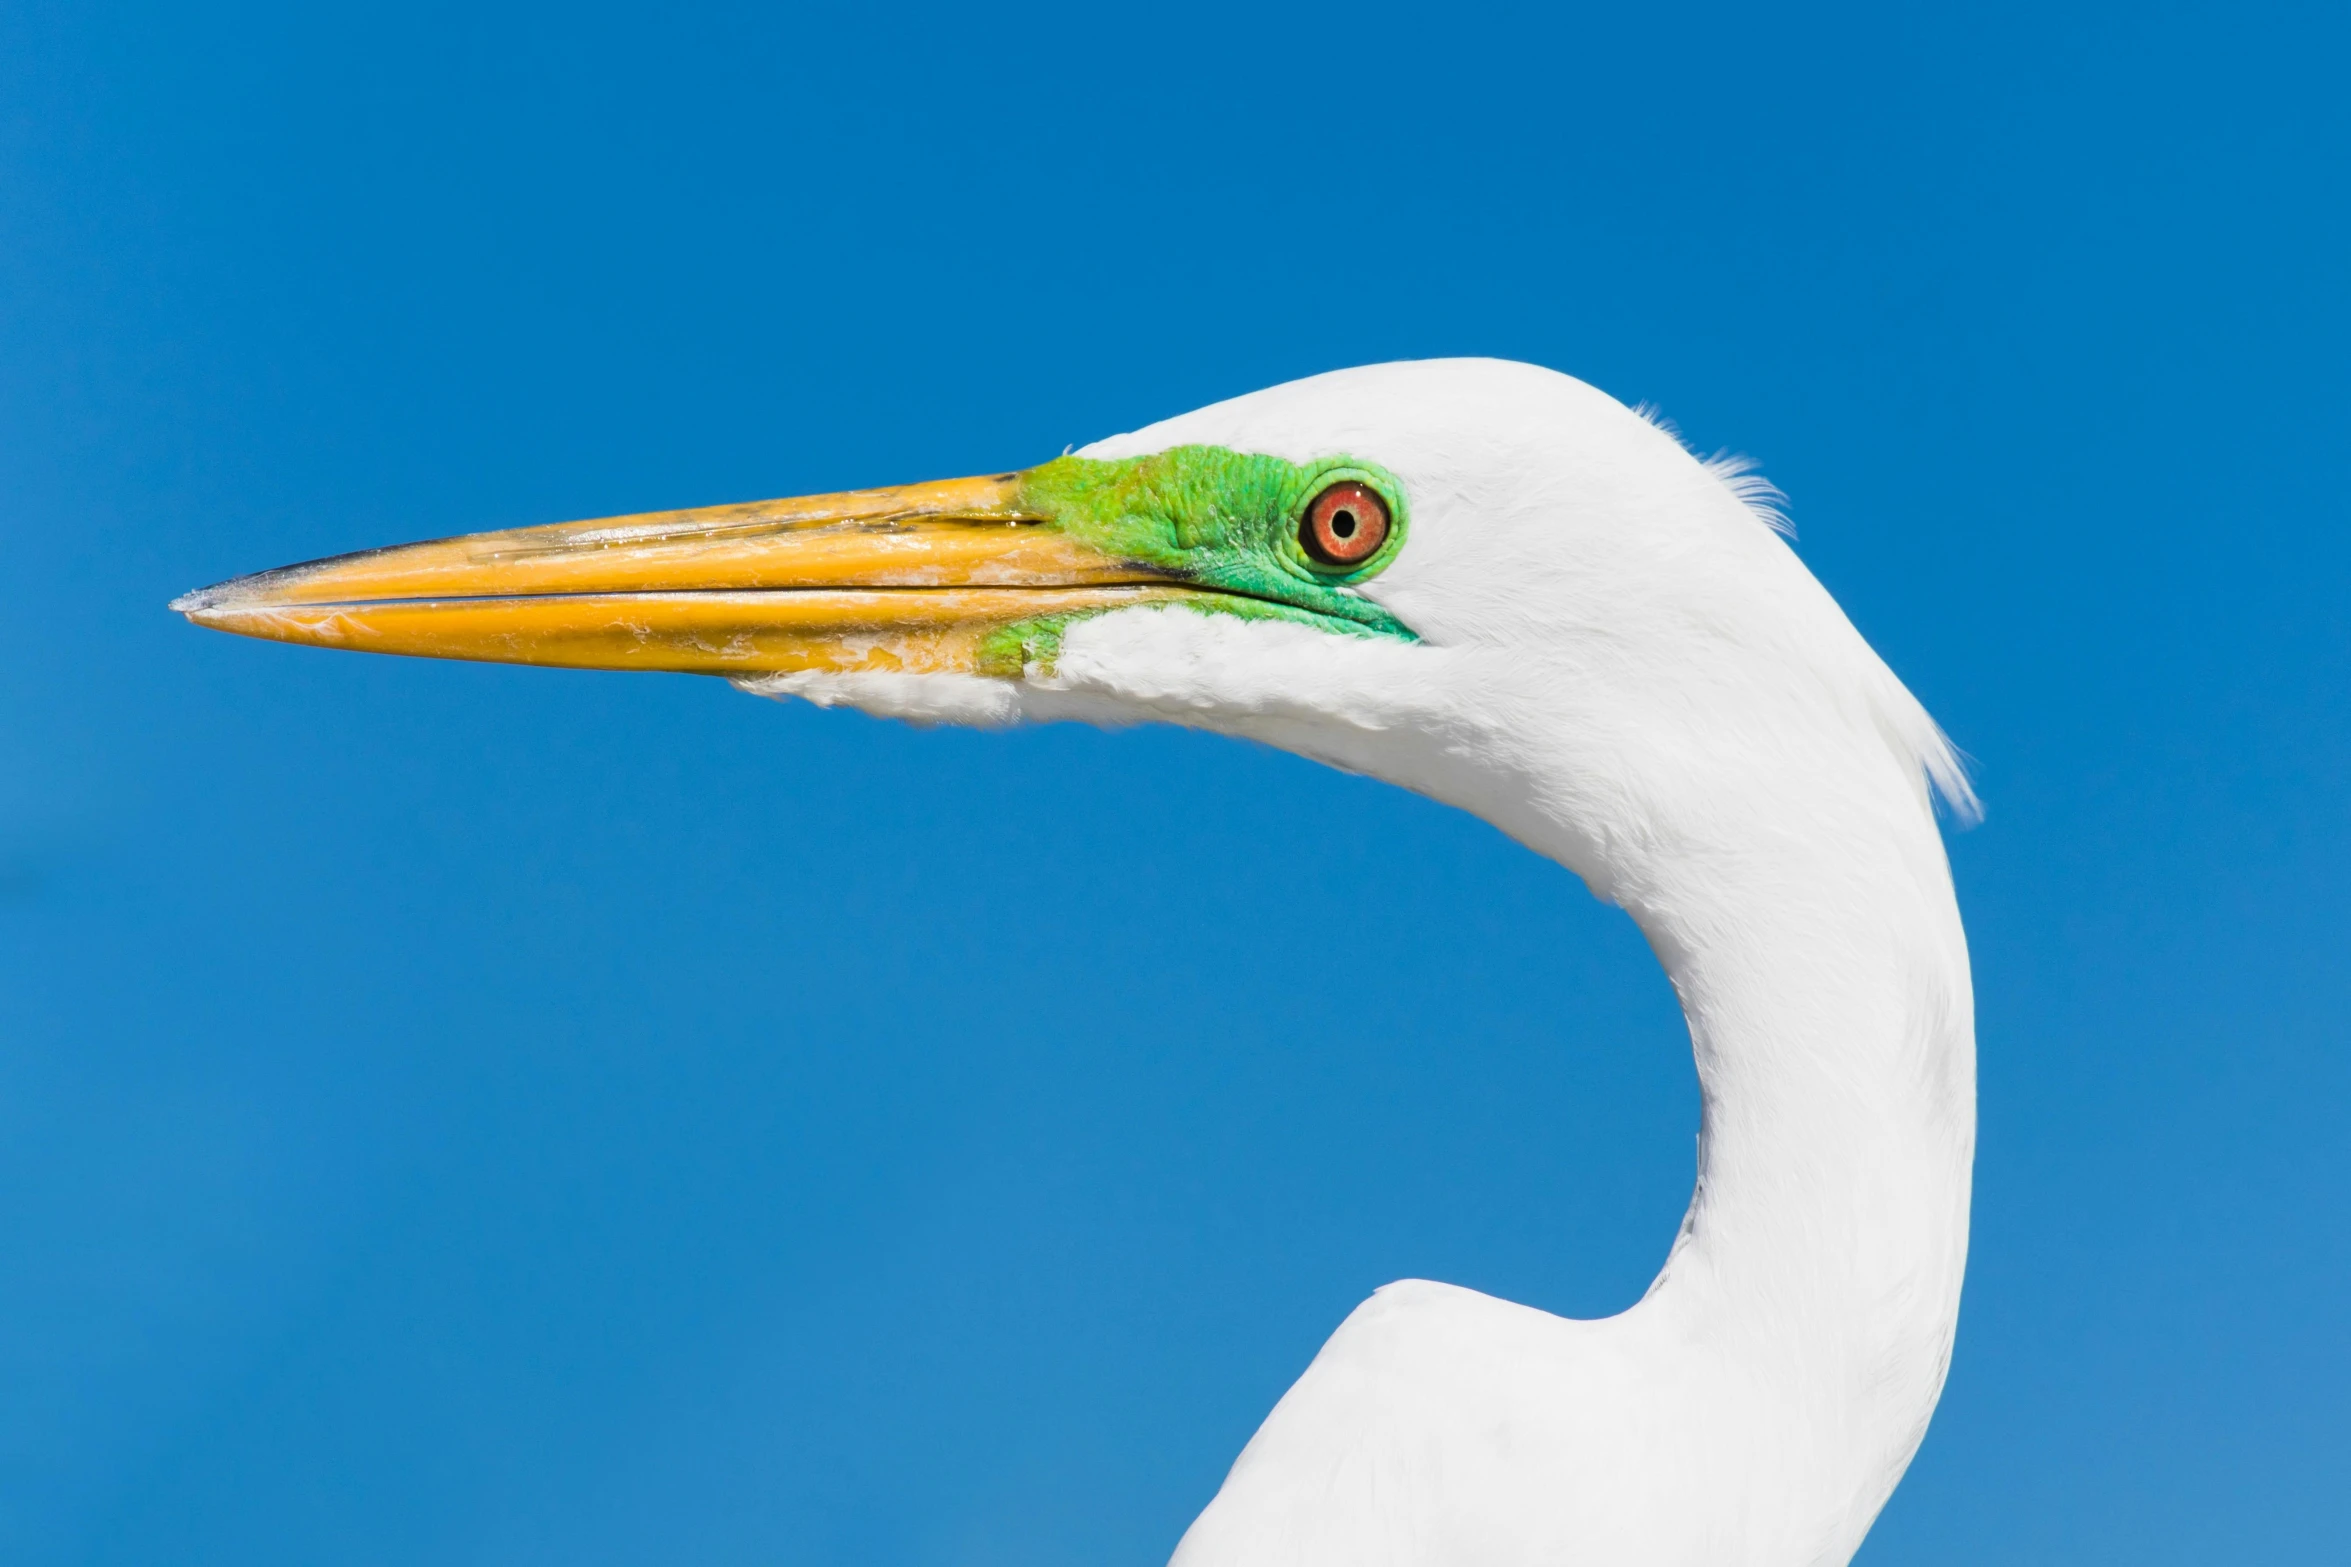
[1620,795,1975,1549]
[1159,750,1981,1567]
[1232,651,1980,1557]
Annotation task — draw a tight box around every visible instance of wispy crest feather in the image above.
[1631,400,1973,820]
[1632,401,1795,538]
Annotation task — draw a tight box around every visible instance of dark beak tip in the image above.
[172,561,299,616]
[171,577,264,618]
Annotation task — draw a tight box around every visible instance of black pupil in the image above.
[1331,508,1357,539]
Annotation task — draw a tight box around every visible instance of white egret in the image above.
[176,359,1976,1567]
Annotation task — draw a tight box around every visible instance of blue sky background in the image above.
[3,2,2345,1562]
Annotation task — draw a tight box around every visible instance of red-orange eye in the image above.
[1299,482,1391,568]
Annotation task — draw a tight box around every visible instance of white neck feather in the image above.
[1621,780,1973,1555]
[1044,604,1977,1564]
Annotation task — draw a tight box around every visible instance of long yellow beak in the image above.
[172,473,1195,677]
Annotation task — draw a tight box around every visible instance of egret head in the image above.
[175,358,1968,888]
